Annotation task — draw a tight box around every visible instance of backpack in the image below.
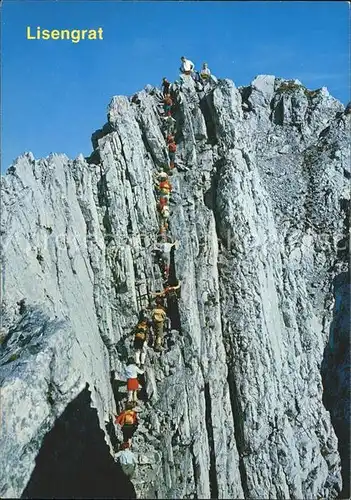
[152,308,165,324]
[135,330,146,340]
[124,410,135,426]
[134,322,148,340]
[169,143,176,153]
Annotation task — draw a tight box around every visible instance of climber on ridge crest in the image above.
[180,56,195,76]
[162,77,171,96]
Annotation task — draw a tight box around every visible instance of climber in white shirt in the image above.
[153,235,179,279]
[200,62,211,80]
[180,56,195,75]
[114,442,137,478]
[124,358,144,403]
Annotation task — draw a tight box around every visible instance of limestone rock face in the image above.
[0,74,349,499]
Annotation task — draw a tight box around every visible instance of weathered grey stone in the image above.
[0,74,349,499]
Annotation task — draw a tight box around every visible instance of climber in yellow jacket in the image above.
[151,303,167,351]
[133,310,151,367]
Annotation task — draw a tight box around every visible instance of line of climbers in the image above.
[113,57,212,480]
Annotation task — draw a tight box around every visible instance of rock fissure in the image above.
[204,382,219,499]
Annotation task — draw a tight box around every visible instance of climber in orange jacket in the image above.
[158,172,172,198]
[115,401,139,445]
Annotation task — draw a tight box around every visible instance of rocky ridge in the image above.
[0,74,349,499]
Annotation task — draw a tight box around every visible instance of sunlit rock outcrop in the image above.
[0,74,349,499]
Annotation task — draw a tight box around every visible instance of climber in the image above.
[158,220,169,236]
[168,138,177,169]
[125,357,144,402]
[157,197,170,222]
[166,133,175,145]
[157,195,169,212]
[151,301,167,351]
[156,170,170,181]
[154,281,181,300]
[180,56,195,76]
[162,77,171,96]
[155,280,181,331]
[162,114,177,136]
[163,94,173,117]
[200,62,211,81]
[160,204,170,223]
[133,310,151,367]
[153,236,178,280]
[158,172,172,199]
[115,401,139,446]
[114,442,137,478]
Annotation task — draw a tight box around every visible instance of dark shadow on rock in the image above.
[199,93,217,146]
[21,384,136,500]
[110,370,128,415]
[91,122,114,151]
[137,373,148,402]
[86,149,101,165]
[203,187,214,211]
[321,271,350,499]
[167,246,181,332]
[168,245,177,286]
[0,307,66,363]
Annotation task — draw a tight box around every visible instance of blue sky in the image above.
[2,1,349,171]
